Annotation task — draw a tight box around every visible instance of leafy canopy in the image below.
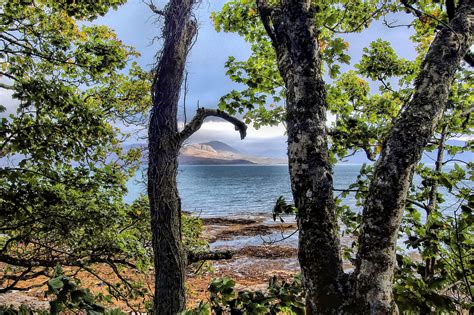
[0,0,152,307]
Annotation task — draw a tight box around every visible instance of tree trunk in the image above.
[352,2,474,313]
[148,1,197,313]
[256,1,346,313]
[148,2,247,313]
[425,124,447,280]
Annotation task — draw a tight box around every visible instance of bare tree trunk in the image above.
[353,2,474,313]
[256,1,346,313]
[148,2,247,313]
[148,1,197,313]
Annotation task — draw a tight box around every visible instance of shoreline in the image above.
[0,214,350,312]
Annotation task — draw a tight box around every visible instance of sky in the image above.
[0,1,422,159]
[92,0,422,158]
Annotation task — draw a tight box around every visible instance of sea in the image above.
[125,164,463,218]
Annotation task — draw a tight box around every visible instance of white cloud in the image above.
[185,121,288,157]
[0,78,19,116]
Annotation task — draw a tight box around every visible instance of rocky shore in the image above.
[1,214,346,311]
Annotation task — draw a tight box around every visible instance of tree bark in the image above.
[256,1,347,313]
[352,1,474,313]
[187,250,233,264]
[148,1,197,313]
[148,2,247,313]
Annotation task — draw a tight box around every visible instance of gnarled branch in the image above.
[146,0,165,16]
[179,108,247,143]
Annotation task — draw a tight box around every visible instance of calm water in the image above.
[126,164,468,249]
[126,164,362,217]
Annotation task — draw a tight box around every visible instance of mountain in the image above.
[179,141,286,165]
[201,141,241,154]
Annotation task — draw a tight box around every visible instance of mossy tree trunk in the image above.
[352,2,474,312]
[256,1,347,312]
[148,1,197,313]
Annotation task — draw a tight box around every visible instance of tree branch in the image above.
[464,50,474,67]
[0,253,136,270]
[0,267,32,294]
[187,250,233,265]
[256,0,278,46]
[0,82,14,90]
[179,108,247,143]
[400,0,456,35]
[146,0,165,16]
[406,198,430,212]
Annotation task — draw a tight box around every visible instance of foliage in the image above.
[182,212,210,253]
[0,304,49,315]
[212,0,396,129]
[396,190,473,312]
[47,265,126,315]
[183,275,305,315]
[0,0,153,309]
[272,196,298,222]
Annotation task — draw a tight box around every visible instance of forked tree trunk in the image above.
[257,0,474,313]
[148,2,247,313]
[352,1,474,313]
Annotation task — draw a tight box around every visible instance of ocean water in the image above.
[126,164,468,248]
[126,164,363,217]
[126,163,468,218]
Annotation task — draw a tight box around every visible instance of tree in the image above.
[147,1,246,313]
[353,1,473,311]
[393,67,473,312]
[214,0,473,313]
[0,0,152,309]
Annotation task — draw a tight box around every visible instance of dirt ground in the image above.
[0,215,303,312]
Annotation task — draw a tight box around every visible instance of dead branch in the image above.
[179,108,247,142]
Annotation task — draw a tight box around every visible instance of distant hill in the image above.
[179,141,287,165]
[123,141,287,165]
[123,139,473,165]
[201,141,240,154]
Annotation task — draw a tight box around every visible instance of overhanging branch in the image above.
[0,253,137,269]
[179,108,247,143]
